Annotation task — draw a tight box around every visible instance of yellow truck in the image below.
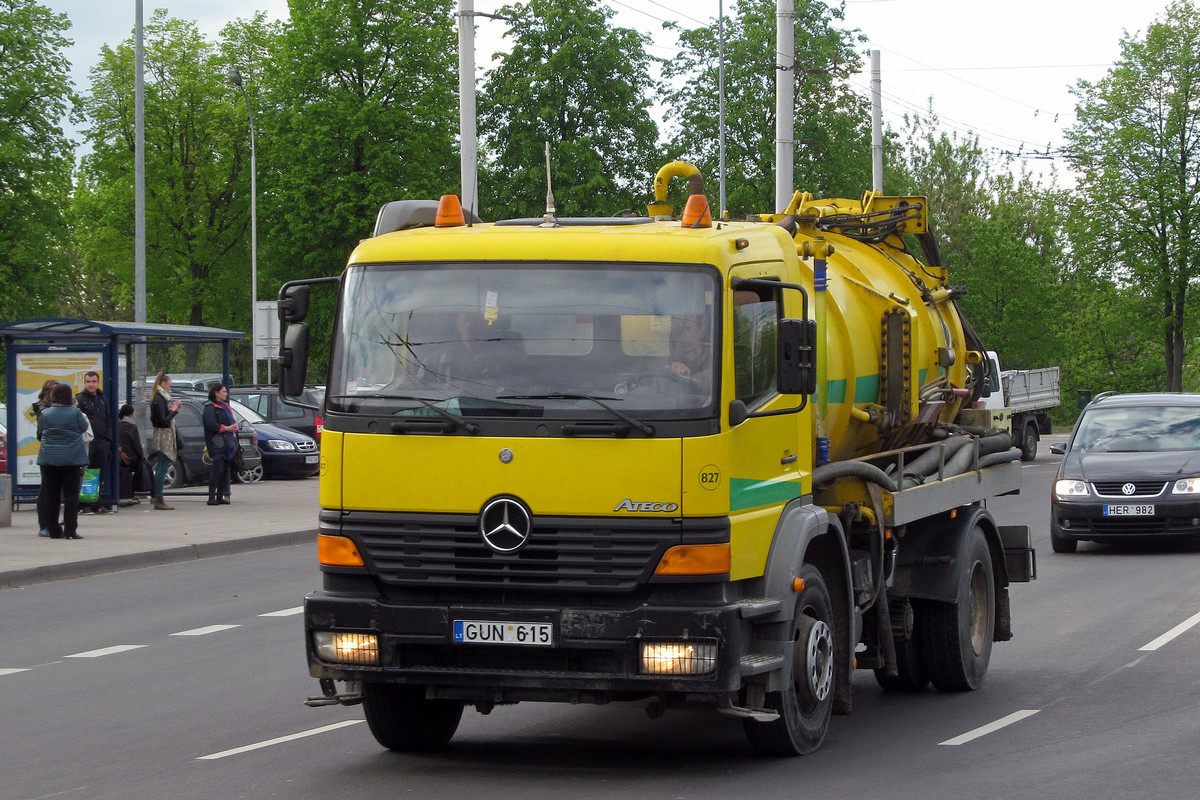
[282,162,1035,756]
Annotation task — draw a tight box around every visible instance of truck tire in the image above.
[362,683,464,752]
[744,565,835,756]
[874,601,930,691]
[920,526,994,691]
[1020,423,1038,461]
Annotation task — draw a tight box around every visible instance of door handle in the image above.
[781,454,798,465]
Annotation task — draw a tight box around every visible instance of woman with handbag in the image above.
[117,403,145,506]
[201,383,239,506]
[35,383,90,539]
[149,372,183,511]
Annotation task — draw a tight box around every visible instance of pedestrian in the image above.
[31,379,60,537]
[202,383,239,506]
[149,371,183,511]
[36,382,90,540]
[117,403,145,507]
[76,370,113,514]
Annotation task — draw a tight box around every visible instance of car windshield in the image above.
[329,262,719,419]
[1072,405,1200,452]
[226,398,267,424]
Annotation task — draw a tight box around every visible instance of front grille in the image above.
[336,511,726,592]
[1092,481,1166,498]
[296,440,317,452]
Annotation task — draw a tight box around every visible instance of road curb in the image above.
[0,528,318,590]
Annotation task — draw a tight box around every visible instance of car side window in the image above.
[176,404,202,429]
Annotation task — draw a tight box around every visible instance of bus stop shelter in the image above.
[0,319,245,507]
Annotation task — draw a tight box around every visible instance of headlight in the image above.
[313,631,379,665]
[639,641,717,675]
[266,439,296,451]
[1173,478,1200,494]
[1055,479,1089,498]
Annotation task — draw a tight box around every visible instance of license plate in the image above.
[304,455,319,464]
[453,620,554,646]
[1103,504,1154,516]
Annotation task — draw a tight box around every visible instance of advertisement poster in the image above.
[14,351,105,488]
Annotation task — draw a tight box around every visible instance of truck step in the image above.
[740,653,785,675]
[737,598,784,619]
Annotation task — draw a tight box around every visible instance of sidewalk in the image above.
[0,479,321,589]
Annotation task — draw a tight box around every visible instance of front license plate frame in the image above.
[1103,504,1154,516]
[453,620,554,647]
[304,455,319,464]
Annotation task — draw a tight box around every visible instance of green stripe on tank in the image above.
[826,379,847,403]
[730,477,802,512]
[853,374,880,403]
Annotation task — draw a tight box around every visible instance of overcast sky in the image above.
[41,0,1168,179]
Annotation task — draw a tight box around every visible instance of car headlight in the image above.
[1055,479,1089,498]
[1173,478,1200,494]
[265,439,296,451]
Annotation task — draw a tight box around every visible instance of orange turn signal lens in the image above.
[434,194,466,227]
[318,534,365,567]
[654,543,730,576]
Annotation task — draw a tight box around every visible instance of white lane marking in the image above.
[259,607,304,617]
[196,719,363,760]
[65,645,147,658]
[0,668,31,677]
[1139,609,1200,651]
[939,709,1040,746]
[171,624,242,637]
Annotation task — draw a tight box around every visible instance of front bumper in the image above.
[1052,496,1200,541]
[304,590,758,703]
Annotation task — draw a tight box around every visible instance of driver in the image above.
[665,315,711,385]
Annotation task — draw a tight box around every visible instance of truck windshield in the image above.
[329,263,719,419]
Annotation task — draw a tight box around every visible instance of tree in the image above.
[478,0,662,218]
[1065,0,1200,392]
[660,0,871,216]
[0,0,77,319]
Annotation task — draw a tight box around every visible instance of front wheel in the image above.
[920,526,995,691]
[744,564,836,756]
[362,683,464,752]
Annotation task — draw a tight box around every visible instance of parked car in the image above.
[1050,392,1200,553]
[224,398,320,479]
[150,395,263,490]
[228,385,325,441]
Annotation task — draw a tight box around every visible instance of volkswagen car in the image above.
[1050,392,1200,552]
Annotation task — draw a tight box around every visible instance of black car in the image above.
[151,395,264,490]
[228,385,324,442]
[1050,392,1200,552]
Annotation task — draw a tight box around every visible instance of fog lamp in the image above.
[639,641,716,675]
[314,631,379,665]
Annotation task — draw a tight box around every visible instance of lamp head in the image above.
[227,67,244,88]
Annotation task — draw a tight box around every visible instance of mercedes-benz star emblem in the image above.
[1122,483,1136,496]
[479,497,532,553]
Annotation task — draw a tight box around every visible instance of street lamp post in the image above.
[227,67,258,386]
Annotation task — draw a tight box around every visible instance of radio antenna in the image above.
[541,141,558,227]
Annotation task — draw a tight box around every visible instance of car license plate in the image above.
[305,455,319,464]
[1103,504,1154,516]
[454,620,554,646]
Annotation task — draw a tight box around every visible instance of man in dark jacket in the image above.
[76,371,113,513]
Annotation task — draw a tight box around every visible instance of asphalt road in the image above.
[4,436,1200,799]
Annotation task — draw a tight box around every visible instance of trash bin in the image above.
[0,473,11,527]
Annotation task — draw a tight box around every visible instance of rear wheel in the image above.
[921,526,995,691]
[150,454,180,490]
[744,565,835,756]
[362,683,464,752]
[1020,424,1038,461]
[234,463,264,484]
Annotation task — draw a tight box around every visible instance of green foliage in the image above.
[478,0,662,218]
[0,0,77,319]
[660,0,871,216]
[1065,0,1200,391]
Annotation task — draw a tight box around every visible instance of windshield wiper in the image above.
[391,394,480,434]
[498,393,655,437]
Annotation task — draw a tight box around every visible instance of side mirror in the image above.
[280,284,311,324]
[1050,443,1066,455]
[280,322,310,397]
[778,318,817,396]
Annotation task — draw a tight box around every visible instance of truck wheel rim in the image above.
[794,617,834,704]
[969,562,989,655]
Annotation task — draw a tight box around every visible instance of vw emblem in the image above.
[1122,483,1136,496]
[479,497,532,553]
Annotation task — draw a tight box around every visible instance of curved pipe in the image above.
[653,161,704,202]
[813,460,897,492]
